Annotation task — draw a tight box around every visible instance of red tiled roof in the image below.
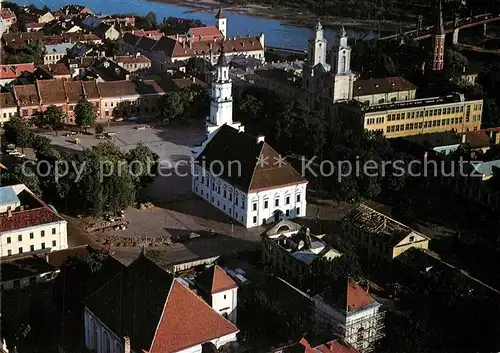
[38,63,71,77]
[64,80,85,103]
[37,79,67,104]
[149,280,238,353]
[0,63,35,80]
[1,9,16,19]
[156,36,263,59]
[188,26,223,42]
[114,55,151,64]
[97,81,139,98]
[296,338,360,353]
[0,92,17,109]
[14,84,40,107]
[347,281,374,312]
[0,207,64,233]
[82,81,100,100]
[197,265,238,295]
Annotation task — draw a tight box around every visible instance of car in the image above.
[127,116,137,121]
[114,117,124,122]
[135,126,146,130]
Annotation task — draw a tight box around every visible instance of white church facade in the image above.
[192,46,308,229]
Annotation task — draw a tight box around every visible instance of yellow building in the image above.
[340,93,483,138]
[342,204,430,260]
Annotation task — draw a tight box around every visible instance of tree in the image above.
[126,142,159,185]
[75,97,96,131]
[40,105,64,135]
[3,116,33,151]
[482,97,500,128]
[32,135,53,157]
[186,57,206,79]
[0,164,42,195]
[444,48,468,78]
[156,92,184,123]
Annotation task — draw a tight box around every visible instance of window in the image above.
[409,236,415,242]
[253,216,257,223]
[41,242,45,249]
[30,232,34,239]
[18,234,22,241]
[7,237,11,244]
[18,247,23,254]
[286,196,290,205]
[296,207,301,215]
[224,294,227,299]
[7,250,12,256]
[223,189,227,198]
[275,199,279,207]
[41,230,45,237]
[52,240,56,247]
[264,200,268,209]
[229,193,232,201]
[296,194,301,202]
[30,245,34,251]
[286,210,290,217]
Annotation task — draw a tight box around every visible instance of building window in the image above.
[286,210,290,217]
[30,232,34,239]
[224,294,227,299]
[264,200,268,209]
[30,245,34,251]
[7,237,11,244]
[223,189,227,198]
[253,216,257,223]
[286,196,290,205]
[41,242,45,249]
[296,194,301,202]
[252,202,257,211]
[18,247,23,254]
[52,228,56,234]
[275,199,279,207]
[52,240,56,247]
[18,234,22,241]
[7,250,12,256]
[229,193,232,201]
[41,230,45,237]
[409,236,415,242]
[297,207,300,215]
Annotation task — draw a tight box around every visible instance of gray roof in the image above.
[0,186,20,207]
[403,131,461,148]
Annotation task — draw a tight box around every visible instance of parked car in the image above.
[128,116,137,121]
[114,117,124,122]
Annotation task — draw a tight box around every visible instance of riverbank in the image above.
[148,0,413,33]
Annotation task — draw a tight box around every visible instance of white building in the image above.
[196,264,238,323]
[302,22,355,105]
[83,253,239,353]
[0,184,68,258]
[192,49,308,228]
[279,278,384,352]
[0,254,60,291]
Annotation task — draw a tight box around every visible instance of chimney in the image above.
[462,134,466,144]
[20,205,25,211]
[123,337,131,353]
[257,135,265,143]
[7,209,12,218]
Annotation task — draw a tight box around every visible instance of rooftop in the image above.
[461,130,491,149]
[0,92,17,109]
[196,264,238,295]
[44,42,74,53]
[0,63,36,80]
[353,76,417,96]
[0,255,59,282]
[403,131,462,148]
[343,204,428,247]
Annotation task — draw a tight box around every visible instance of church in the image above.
[192,48,308,228]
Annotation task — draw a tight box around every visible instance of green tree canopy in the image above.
[156,91,185,122]
[126,142,159,185]
[40,105,64,134]
[3,116,33,150]
[75,97,97,130]
[186,57,207,79]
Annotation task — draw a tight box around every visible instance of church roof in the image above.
[196,125,307,192]
[84,254,238,353]
[196,265,238,294]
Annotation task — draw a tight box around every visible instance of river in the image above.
[11,0,381,49]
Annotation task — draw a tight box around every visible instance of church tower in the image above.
[431,0,445,71]
[215,8,227,38]
[331,26,354,102]
[308,20,328,68]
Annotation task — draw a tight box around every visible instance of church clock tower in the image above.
[331,26,354,102]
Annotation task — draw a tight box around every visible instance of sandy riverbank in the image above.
[147,0,412,32]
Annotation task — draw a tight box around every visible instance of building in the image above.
[84,57,131,81]
[83,252,239,353]
[192,52,307,228]
[34,63,72,80]
[43,42,74,64]
[113,54,152,72]
[37,78,67,113]
[0,184,68,258]
[402,131,462,155]
[0,63,35,86]
[430,0,445,72]
[13,84,40,118]
[195,264,238,323]
[459,129,492,153]
[261,220,342,282]
[273,337,360,353]
[250,68,305,100]
[0,92,17,125]
[302,22,356,107]
[342,204,430,260]
[37,11,55,24]
[350,93,483,138]
[278,277,384,352]
[25,22,45,32]
[352,77,417,105]
[0,254,60,291]
[93,23,120,40]
[0,9,16,34]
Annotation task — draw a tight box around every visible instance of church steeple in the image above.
[308,18,328,68]
[215,8,227,38]
[207,45,233,132]
[431,0,445,71]
[334,25,351,75]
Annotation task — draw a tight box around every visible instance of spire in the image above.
[215,7,225,19]
[315,19,322,31]
[217,43,228,67]
[435,0,444,35]
[340,24,346,38]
